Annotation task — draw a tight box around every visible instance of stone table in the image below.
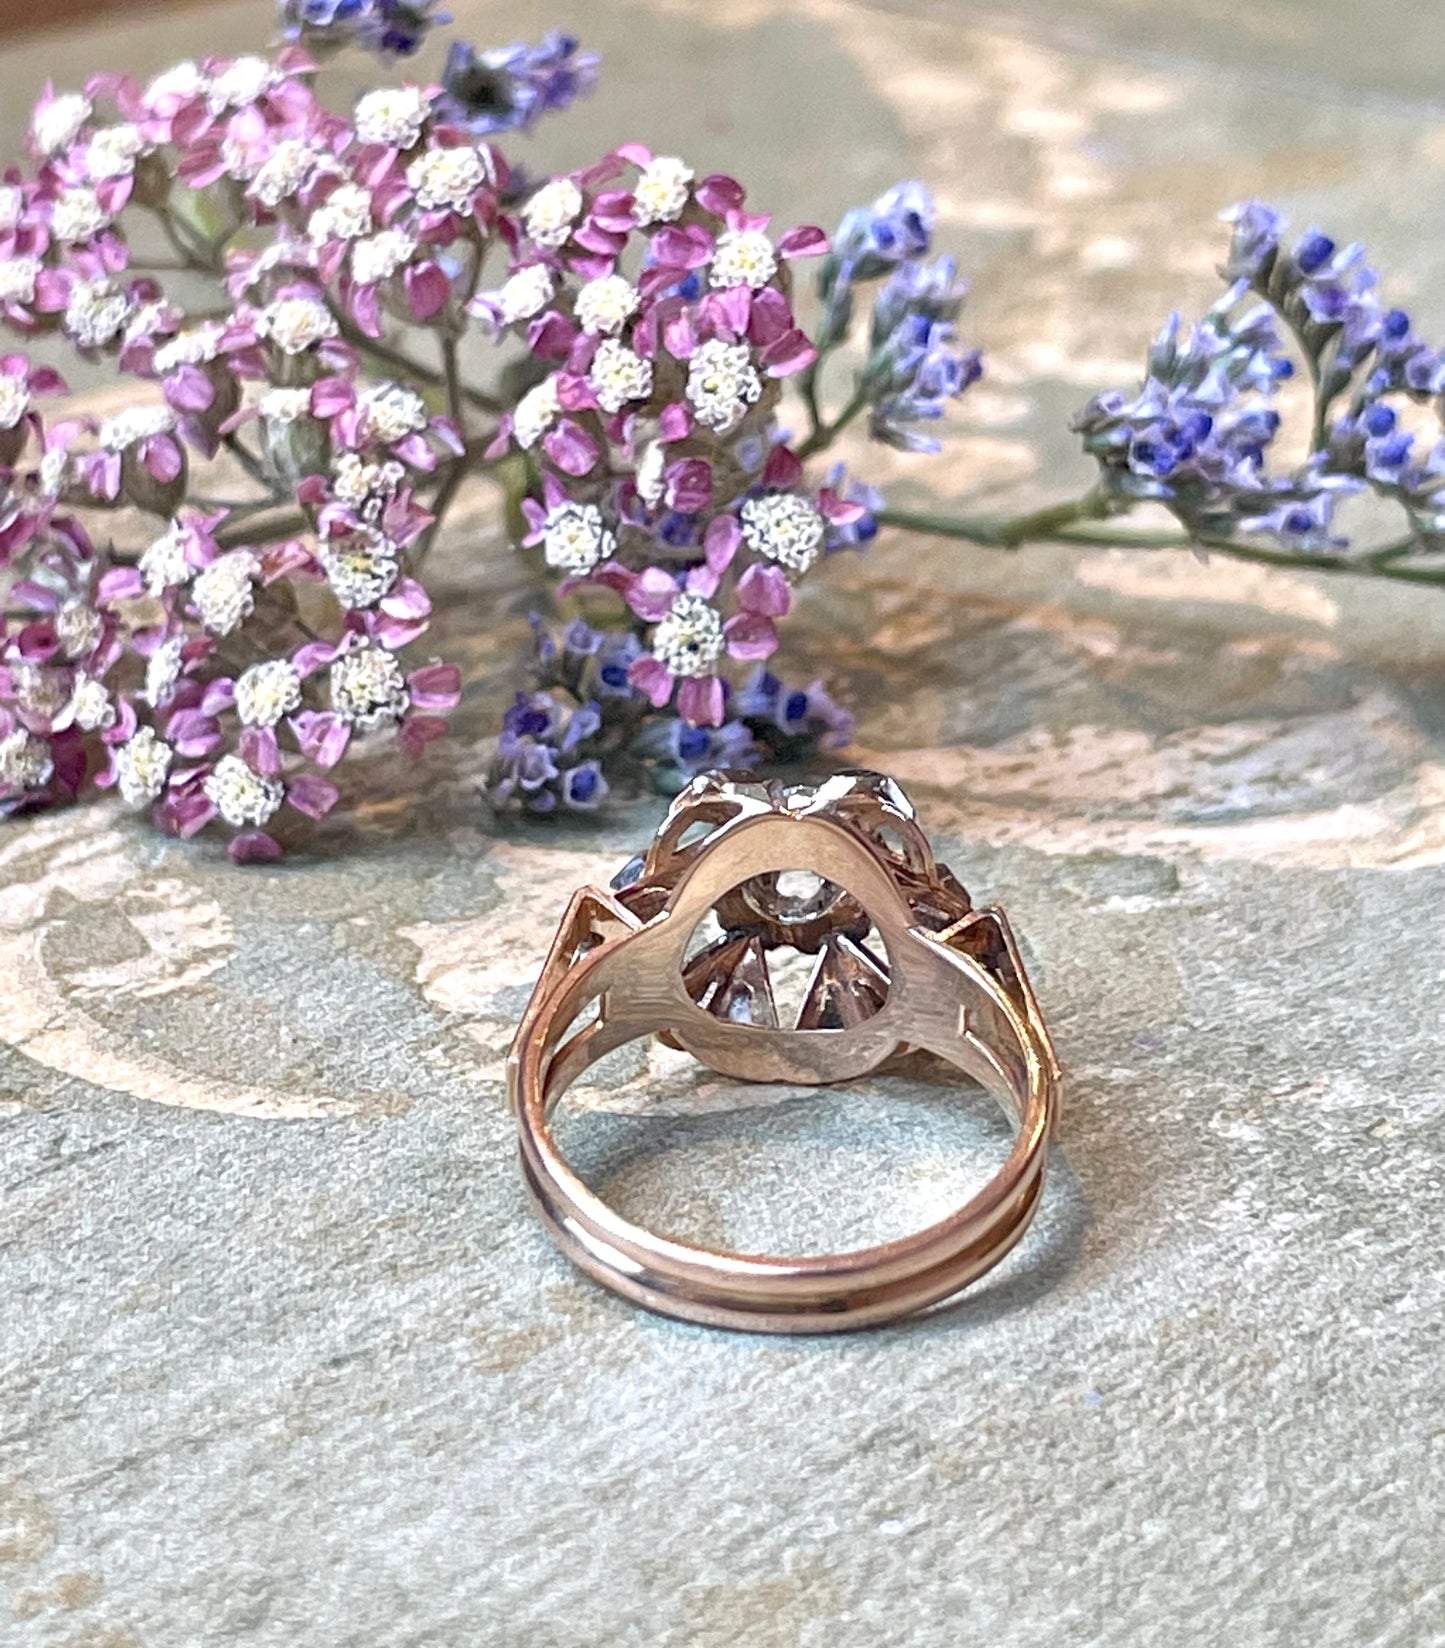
[2,1,1443,1643]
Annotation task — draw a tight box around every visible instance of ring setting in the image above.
[508,769,1062,1334]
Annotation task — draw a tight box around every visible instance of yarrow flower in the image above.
[741,493,826,576]
[542,501,615,573]
[0,22,973,858]
[353,84,432,148]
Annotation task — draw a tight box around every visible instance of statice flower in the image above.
[489,616,856,811]
[436,33,599,135]
[487,691,609,815]
[733,668,855,759]
[1074,279,1338,544]
[817,179,936,346]
[865,257,983,452]
[1083,203,1445,557]
[277,0,450,59]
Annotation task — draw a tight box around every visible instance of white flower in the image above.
[257,296,338,355]
[354,85,431,149]
[113,726,171,806]
[139,521,192,595]
[233,238,317,294]
[0,728,53,794]
[122,300,169,347]
[358,383,427,445]
[220,133,267,183]
[203,753,284,827]
[350,229,416,287]
[308,182,373,244]
[251,139,327,208]
[542,502,616,574]
[589,339,653,414]
[523,177,583,248]
[235,659,302,728]
[406,145,490,213]
[740,492,826,576]
[513,377,561,450]
[258,387,312,424]
[144,635,185,707]
[493,264,554,325]
[0,257,39,306]
[55,600,102,659]
[84,124,145,182]
[99,404,174,453]
[0,187,22,232]
[143,61,205,111]
[322,529,400,609]
[0,372,29,430]
[685,338,762,432]
[192,549,259,636]
[207,56,275,113]
[333,453,405,512]
[51,187,110,244]
[9,663,66,720]
[65,674,114,732]
[575,274,640,336]
[153,324,225,373]
[652,593,724,678]
[632,156,693,226]
[32,92,91,158]
[709,228,778,290]
[64,279,133,348]
[330,641,410,730]
[635,441,666,508]
[38,447,69,498]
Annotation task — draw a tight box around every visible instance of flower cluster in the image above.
[0,8,984,852]
[0,45,481,853]
[437,33,598,136]
[1076,203,1445,555]
[484,615,852,815]
[278,0,451,59]
[814,182,983,451]
[480,165,979,731]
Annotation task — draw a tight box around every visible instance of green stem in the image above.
[220,432,271,490]
[215,507,307,550]
[877,489,1112,548]
[441,335,465,430]
[878,496,1445,587]
[411,459,471,566]
[338,319,502,416]
[796,383,870,461]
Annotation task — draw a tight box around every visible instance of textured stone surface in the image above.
[3,1,1445,1644]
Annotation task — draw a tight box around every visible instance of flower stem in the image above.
[339,319,502,417]
[878,495,1445,586]
[441,335,465,430]
[877,488,1111,548]
[796,383,870,461]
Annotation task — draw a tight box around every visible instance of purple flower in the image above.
[733,668,855,756]
[276,0,450,58]
[436,33,599,135]
[865,257,983,453]
[1075,284,1309,537]
[819,181,937,345]
[486,690,609,815]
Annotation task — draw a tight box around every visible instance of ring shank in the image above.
[509,908,1059,1334]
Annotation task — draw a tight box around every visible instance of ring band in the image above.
[508,770,1062,1334]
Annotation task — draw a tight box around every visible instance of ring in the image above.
[508,769,1063,1334]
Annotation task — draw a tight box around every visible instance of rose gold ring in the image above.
[508,769,1062,1334]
